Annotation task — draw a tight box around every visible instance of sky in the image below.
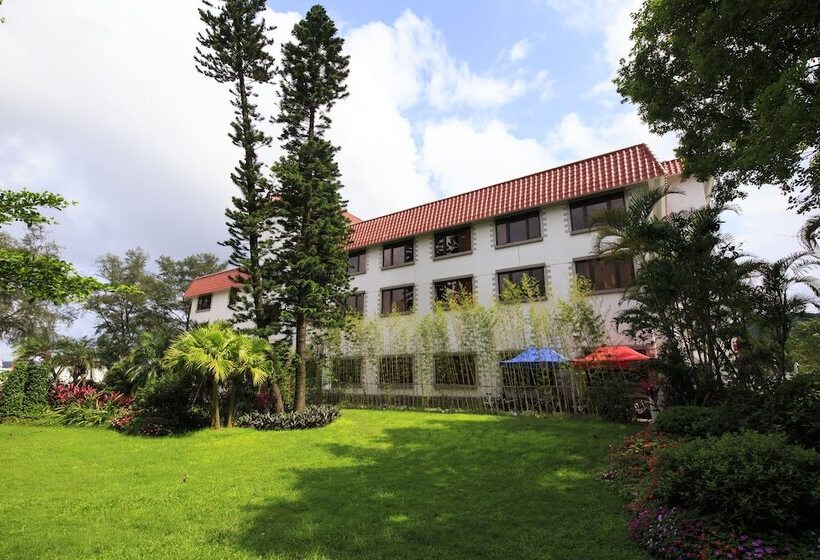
[0,0,808,356]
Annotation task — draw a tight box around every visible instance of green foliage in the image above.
[0,189,70,227]
[654,406,719,438]
[106,327,178,394]
[272,5,352,412]
[0,360,50,418]
[54,402,124,428]
[133,368,210,432]
[236,404,340,430]
[617,0,820,213]
[788,317,820,373]
[590,380,636,423]
[655,431,820,530]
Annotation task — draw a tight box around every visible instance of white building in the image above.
[186,144,708,333]
[183,144,709,405]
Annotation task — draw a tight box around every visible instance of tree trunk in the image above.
[269,378,285,413]
[226,383,236,428]
[211,378,221,430]
[294,313,307,412]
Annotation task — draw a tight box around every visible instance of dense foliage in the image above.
[236,405,340,431]
[617,0,820,213]
[0,360,50,418]
[589,380,636,423]
[655,432,820,530]
[50,383,133,427]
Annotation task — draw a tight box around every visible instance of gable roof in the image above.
[183,269,246,299]
[347,144,666,250]
[660,159,683,176]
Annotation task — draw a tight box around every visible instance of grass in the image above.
[0,409,648,560]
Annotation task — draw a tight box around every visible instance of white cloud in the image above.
[508,38,531,62]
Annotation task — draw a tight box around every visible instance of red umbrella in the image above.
[572,345,651,369]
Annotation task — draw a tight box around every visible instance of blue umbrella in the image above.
[500,347,568,364]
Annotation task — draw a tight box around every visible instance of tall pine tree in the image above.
[272,5,352,412]
[195,0,284,412]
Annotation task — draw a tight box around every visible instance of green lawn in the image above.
[0,409,647,560]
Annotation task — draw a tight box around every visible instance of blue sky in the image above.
[0,0,807,357]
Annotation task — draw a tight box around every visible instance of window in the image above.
[196,293,212,311]
[434,226,471,257]
[497,266,546,298]
[434,353,477,386]
[569,191,625,232]
[434,277,474,303]
[332,357,362,385]
[379,355,414,385]
[381,286,414,314]
[346,292,365,314]
[348,250,366,275]
[495,210,541,246]
[382,239,414,267]
[575,257,635,291]
[228,287,239,307]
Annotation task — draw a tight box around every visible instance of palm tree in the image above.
[52,337,99,386]
[162,322,238,430]
[123,329,178,390]
[753,252,820,381]
[226,334,273,428]
[593,187,672,264]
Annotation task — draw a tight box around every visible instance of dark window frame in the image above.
[434,353,477,386]
[332,357,363,385]
[380,285,415,315]
[346,292,365,314]
[574,257,635,291]
[348,250,367,275]
[433,276,474,304]
[196,293,212,311]
[379,355,414,386]
[495,210,541,247]
[569,191,625,232]
[496,266,547,299]
[382,239,414,268]
[434,225,472,258]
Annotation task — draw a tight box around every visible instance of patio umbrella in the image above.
[571,345,650,369]
[500,347,568,364]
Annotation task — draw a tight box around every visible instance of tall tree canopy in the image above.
[272,5,352,411]
[195,0,279,337]
[617,1,820,212]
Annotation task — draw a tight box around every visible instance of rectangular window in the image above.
[495,210,541,246]
[348,250,366,275]
[332,357,362,385]
[575,257,635,291]
[379,355,414,385]
[434,353,477,386]
[228,287,239,307]
[346,292,365,314]
[434,226,471,257]
[497,266,546,298]
[196,294,212,311]
[381,286,414,314]
[569,191,625,232]
[382,239,414,268]
[433,277,474,303]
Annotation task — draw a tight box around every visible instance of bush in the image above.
[654,406,719,437]
[590,380,636,423]
[236,405,340,431]
[654,431,820,531]
[603,431,682,499]
[0,361,51,418]
[131,370,209,433]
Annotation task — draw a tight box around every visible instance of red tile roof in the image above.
[347,144,666,250]
[343,211,362,224]
[183,268,246,299]
[661,159,683,176]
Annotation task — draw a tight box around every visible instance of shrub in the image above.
[590,380,636,423]
[654,431,820,531]
[603,431,681,499]
[236,405,340,431]
[653,406,719,437]
[131,370,209,433]
[0,361,51,418]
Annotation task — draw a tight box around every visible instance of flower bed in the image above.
[49,384,133,427]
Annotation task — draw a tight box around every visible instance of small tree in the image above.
[272,5,352,412]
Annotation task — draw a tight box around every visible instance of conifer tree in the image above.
[272,5,352,412]
[195,0,285,412]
